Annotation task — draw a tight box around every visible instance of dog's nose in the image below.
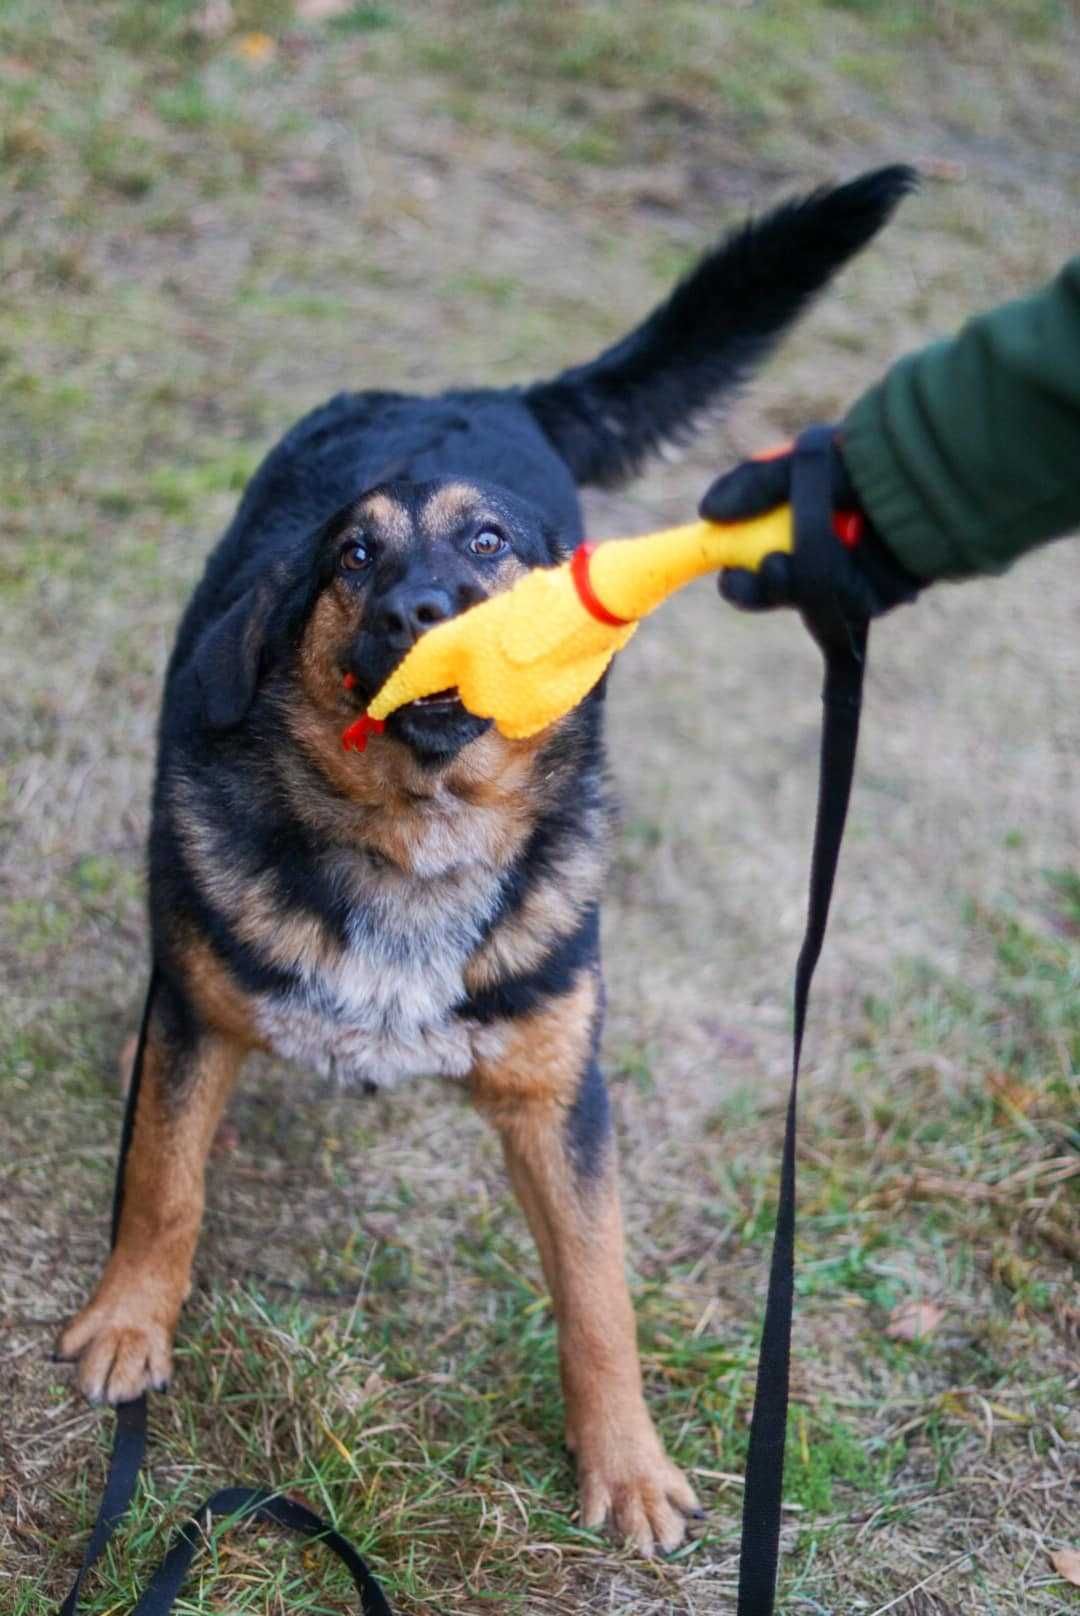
[376,584,455,651]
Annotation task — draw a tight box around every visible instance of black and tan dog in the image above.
[60,167,912,1554]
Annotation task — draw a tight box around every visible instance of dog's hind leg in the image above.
[471,972,701,1556]
[58,994,245,1405]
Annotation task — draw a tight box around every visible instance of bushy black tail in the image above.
[524,164,917,487]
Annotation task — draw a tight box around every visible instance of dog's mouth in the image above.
[384,685,490,760]
[344,654,488,761]
[407,688,460,710]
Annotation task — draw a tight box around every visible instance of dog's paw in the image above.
[57,1285,176,1404]
[575,1408,702,1556]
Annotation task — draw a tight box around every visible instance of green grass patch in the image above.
[146,448,261,516]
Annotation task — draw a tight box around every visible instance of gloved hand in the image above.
[700,428,923,620]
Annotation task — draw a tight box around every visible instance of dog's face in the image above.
[317,478,567,760]
[192,476,569,764]
[325,479,563,759]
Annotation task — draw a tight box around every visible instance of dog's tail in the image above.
[523,165,917,488]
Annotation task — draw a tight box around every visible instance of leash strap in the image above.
[58,972,158,1616]
[57,970,394,1616]
[736,424,868,1615]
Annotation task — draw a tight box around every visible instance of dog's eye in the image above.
[469,528,508,557]
[340,537,373,573]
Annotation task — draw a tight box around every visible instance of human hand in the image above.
[700,427,922,621]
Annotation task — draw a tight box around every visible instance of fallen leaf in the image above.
[1050,1548,1080,1587]
[363,1368,388,1400]
[885,1300,945,1341]
[286,1488,320,1513]
[233,31,276,63]
[333,1367,387,1413]
[986,1070,1037,1115]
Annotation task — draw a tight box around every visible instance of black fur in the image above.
[459,904,602,1025]
[166,164,915,731]
[167,397,582,708]
[565,990,611,1181]
[149,165,914,1107]
[524,165,916,485]
[64,169,915,1472]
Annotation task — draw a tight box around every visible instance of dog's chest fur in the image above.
[256,854,501,1090]
[180,774,513,1090]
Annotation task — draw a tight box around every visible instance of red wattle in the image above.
[341,713,385,753]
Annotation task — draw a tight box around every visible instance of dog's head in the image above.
[192,477,571,764]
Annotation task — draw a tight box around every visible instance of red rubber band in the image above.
[570,542,630,627]
[831,510,864,549]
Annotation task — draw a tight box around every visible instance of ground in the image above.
[1,2,1077,1612]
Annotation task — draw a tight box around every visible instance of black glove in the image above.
[700,427,922,621]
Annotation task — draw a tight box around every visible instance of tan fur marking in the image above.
[420,481,481,535]
[232,886,342,978]
[358,490,411,541]
[417,483,529,591]
[465,843,604,992]
[172,778,346,980]
[180,934,267,1049]
[59,1020,245,1404]
[280,698,557,877]
[471,970,596,1114]
[297,587,359,715]
[472,972,699,1553]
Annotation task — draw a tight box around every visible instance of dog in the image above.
[60,166,913,1555]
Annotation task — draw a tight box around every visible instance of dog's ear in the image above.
[193,581,278,730]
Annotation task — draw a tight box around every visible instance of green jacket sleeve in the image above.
[841,257,1080,581]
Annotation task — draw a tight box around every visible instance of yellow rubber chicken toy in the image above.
[347,507,795,748]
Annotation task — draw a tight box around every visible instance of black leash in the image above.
[58,973,157,1616]
[736,425,869,1614]
[59,428,864,1615]
[58,967,393,1616]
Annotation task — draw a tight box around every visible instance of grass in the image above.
[2,1,1078,1612]
[6,882,1075,1611]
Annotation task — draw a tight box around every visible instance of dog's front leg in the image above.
[471,973,700,1555]
[59,997,244,1404]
